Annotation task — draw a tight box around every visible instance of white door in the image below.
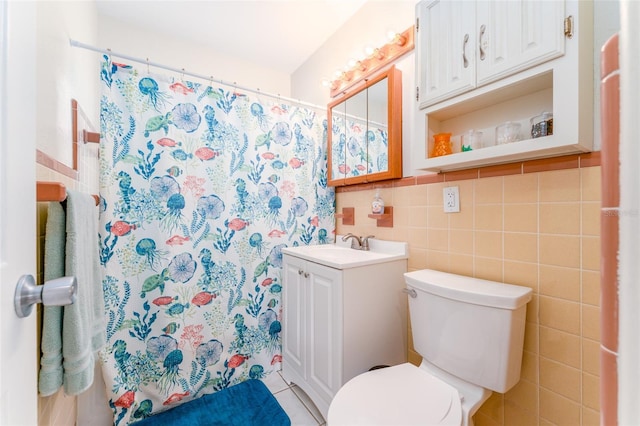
[282,255,306,379]
[416,0,476,108]
[306,262,342,406]
[475,0,566,86]
[0,1,38,425]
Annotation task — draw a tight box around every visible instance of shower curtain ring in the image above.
[181,68,185,81]
[146,58,150,74]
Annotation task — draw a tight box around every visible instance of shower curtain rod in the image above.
[69,39,327,112]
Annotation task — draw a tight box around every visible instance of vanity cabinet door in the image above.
[282,255,343,417]
[282,255,307,380]
[417,0,476,108]
[306,261,343,406]
[475,0,565,86]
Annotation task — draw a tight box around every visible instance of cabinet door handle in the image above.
[479,24,487,61]
[462,33,469,68]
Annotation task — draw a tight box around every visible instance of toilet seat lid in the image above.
[328,363,462,425]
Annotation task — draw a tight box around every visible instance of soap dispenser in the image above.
[371,189,385,215]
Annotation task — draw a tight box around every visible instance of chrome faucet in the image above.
[341,233,362,250]
[361,235,375,251]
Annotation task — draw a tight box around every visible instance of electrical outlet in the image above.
[443,186,460,213]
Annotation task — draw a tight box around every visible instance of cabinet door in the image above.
[282,255,306,379]
[476,0,565,86]
[417,0,476,108]
[306,261,343,404]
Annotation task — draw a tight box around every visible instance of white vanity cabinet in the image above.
[281,242,408,420]
[413,0,596,172]
[416,0,565,109]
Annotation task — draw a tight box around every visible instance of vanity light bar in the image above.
[328,25,414,98]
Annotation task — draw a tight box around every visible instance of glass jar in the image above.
[461,129,483,151]
[495,121,521,145]
[431,132,452,157]
[530,112,553,138]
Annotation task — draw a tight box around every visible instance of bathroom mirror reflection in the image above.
[327,66,402,186]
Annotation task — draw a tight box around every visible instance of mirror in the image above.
[327,66,402,186]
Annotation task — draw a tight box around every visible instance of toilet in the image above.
[328,269,532,426]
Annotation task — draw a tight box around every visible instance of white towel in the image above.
[38,191,106,396]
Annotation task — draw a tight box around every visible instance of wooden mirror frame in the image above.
[327,65,402,187]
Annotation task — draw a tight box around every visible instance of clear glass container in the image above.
[495,122,521,145]
[461,129,484,151]
[530,112,553,138]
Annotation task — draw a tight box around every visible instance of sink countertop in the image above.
[282,236,408,270]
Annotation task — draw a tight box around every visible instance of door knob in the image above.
[14,275,77,318]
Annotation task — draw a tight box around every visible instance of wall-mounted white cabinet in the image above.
[417,0,565,108]
[413,0,595,172]
[281,242,408,420]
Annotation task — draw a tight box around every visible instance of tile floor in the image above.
[263,371,326,426]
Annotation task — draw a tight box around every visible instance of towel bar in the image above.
[36,181,99,206]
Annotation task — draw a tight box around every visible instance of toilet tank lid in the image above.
[405,269,532,310]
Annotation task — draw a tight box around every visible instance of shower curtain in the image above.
[98,57,334,425]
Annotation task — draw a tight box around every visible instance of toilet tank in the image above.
[405,269,532,393]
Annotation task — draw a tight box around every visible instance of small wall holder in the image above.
[335,207,355,226]
[368,206,393,227]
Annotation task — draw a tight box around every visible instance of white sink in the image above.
[282,236,408,270]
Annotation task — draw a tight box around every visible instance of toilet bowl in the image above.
[327,269,532,426]
[328,363,462,425]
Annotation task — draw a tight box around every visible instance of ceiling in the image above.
[96,0,368,75]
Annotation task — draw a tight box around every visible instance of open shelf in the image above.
[425,71,554,162]
[420,135,588,172]
[414,44,594,173]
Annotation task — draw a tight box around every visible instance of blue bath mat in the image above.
[133,379,290,426]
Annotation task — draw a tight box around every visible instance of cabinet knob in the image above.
[304,272,309,278]
[298,269,304,275]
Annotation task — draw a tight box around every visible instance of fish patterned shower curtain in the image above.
[98,57,334,425]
